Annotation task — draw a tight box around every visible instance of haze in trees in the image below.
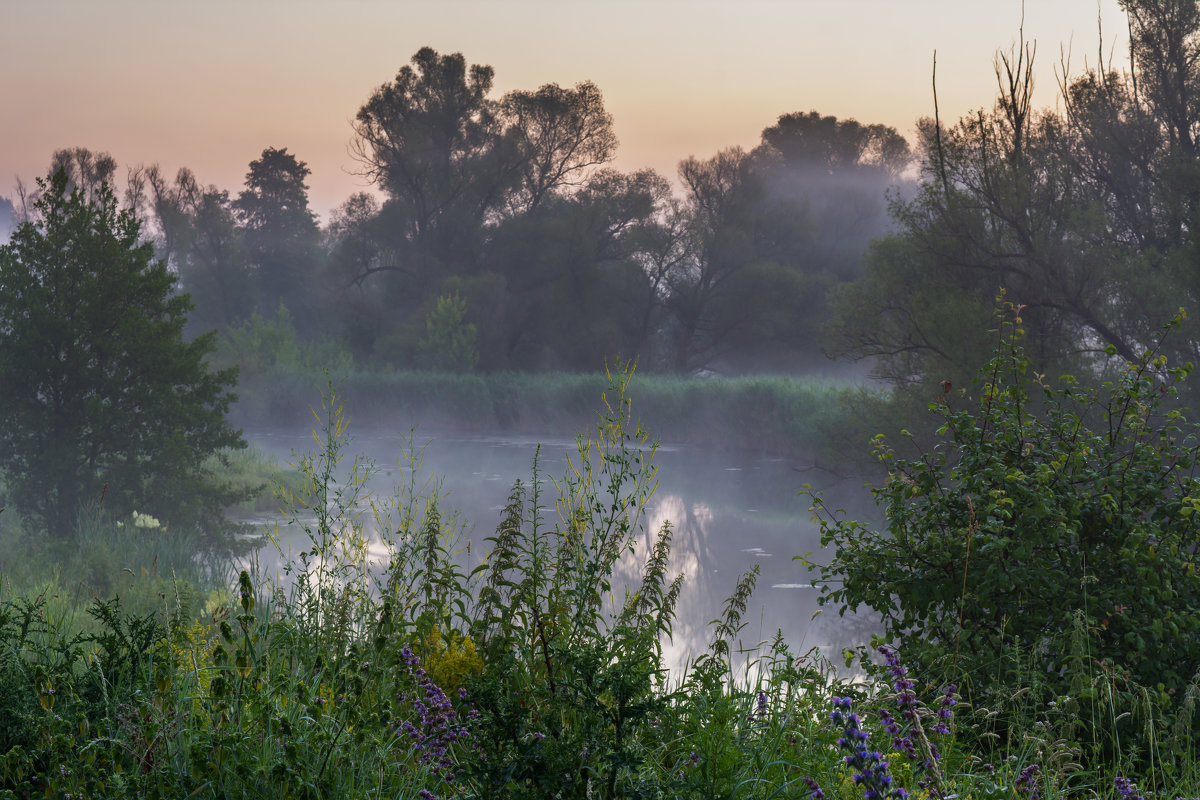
[665,113,912,373]
[24,50,912,377]
[827,3,1200,393]
[0,196,15,242]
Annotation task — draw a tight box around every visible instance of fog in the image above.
[240,425,882,674]
[0,197,14,245]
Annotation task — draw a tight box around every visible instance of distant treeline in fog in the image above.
[7,47,909,380]
[11,7,1200,404]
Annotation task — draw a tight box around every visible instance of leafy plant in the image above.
[417,293,479,373]
[809,303,1200,757]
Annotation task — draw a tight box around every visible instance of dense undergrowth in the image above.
[0,369,1197,798]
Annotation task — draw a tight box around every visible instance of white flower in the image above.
[132,510,161,529]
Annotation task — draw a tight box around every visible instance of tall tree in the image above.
[0,171,245,543]
[760,110,911,180]
[351,46,505,282]
[486,168,666,370]
[234,147,321,315]
[826,5,1200,391]
[47,147,118,203]
[661,110,911,375]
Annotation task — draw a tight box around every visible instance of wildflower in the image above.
[878,646,916,720]
[131,510,161,529]
[1015,763,1040,799]
[831,697,909,800]
[756,689,768,720]
[1114,776,1146,800]
[879,708,917,760]
[393,646,474,782]
[802,776,826,799]
[934,684,956,735]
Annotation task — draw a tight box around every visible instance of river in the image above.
[243,427,881,674]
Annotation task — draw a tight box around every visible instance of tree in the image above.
[485,168,666,370]
[661,111,911,374]
[759,110,911,180]
[417,293,479,372]
[347,48,621,294]
[826,5,1200,392]
[351,46,505,282]
[234,146,321,315]
[0,170,245,543]
[500,80,618,215]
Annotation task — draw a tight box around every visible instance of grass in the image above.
[230,365,894,467]
[0,372,1197,798]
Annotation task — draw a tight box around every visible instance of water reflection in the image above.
[243,429,880,673]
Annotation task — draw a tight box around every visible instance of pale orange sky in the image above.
[1,0,1128,220]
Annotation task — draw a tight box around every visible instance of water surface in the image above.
[245,428,880,672]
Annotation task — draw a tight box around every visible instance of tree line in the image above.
[829,0,1200,397]
[12,1,1200,392]
[9,47,909,376]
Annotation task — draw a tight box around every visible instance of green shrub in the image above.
[810,304,1200,761]
[417,293,479,373]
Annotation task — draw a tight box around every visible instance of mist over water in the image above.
[243,426,881,673]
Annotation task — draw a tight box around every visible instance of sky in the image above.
[1,0,1130,221]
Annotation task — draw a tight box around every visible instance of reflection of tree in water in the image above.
[245,431,883,675]
[628,494,718,675]
[618,490,882,675]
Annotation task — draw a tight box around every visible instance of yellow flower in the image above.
[422,627,483,695]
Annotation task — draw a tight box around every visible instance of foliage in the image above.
[233,146,322,316]
[228,365,882,469]
[213,305,354,378]
[828,5,1200,393]
[2,373,1200,796]
[417,293,479,372]
[463,364,681,798]
[0,170,247,545]
[201,444,307,516]
[810,304,1200,729]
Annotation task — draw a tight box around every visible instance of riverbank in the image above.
[230,366,894,466]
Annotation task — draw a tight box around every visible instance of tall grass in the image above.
[0,371,1196,797]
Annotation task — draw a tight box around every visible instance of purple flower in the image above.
[933,683,956,734]
[1015,764,1040,799]
[390,646,475,782]
[1114,776,1146,800]
[878,646,916,720]
[879,708,917,761]
[802,776,826,800]
[832,697,909,800]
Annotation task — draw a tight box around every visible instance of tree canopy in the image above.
[827,2,1200,393]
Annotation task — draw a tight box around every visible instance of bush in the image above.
[810,305,1200,701]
